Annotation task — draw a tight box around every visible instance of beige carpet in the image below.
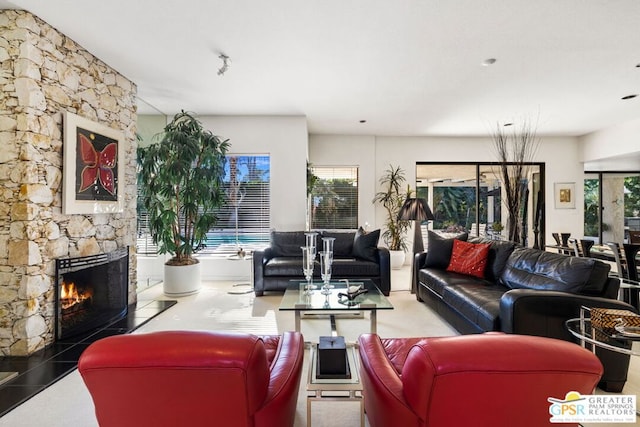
[0,266,456,427]
[0,268,637,427]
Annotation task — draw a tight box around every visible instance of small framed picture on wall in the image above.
[554,182,576,209]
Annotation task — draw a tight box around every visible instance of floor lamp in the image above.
[398,197,434,294]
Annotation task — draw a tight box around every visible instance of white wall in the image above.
[579,117,640,168]
[200,115,309,230]
[138,115,308,282]
[309,134,586,248]
[137,114,167,147]
[309,135,377,227]
[138,114,640,282]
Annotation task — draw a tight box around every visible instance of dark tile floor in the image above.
[0,299,176,417]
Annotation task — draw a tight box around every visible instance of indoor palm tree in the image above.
[373,165,411,256]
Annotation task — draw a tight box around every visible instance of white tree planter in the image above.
[163,262,201,297]
[389,250,406,270]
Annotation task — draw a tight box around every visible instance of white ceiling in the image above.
[2,0,640,137]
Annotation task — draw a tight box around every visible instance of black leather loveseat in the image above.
[414,232,637,392]
[253,229,390,296]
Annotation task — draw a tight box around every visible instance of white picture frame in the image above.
[554,182,576,209]
[62,111,124,214]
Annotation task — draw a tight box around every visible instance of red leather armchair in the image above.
[78,330,304,427]
[358,333,603,427]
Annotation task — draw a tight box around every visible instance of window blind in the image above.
[310,166,358,229]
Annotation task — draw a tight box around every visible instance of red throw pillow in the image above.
[446,240,491,279]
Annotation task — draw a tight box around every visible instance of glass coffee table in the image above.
[279,279,393,335]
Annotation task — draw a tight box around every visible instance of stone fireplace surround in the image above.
[0,10,138,356]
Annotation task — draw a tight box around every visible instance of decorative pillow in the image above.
[321,231,355,257]
[446,240,491,279]
[467,237,517,281]
[352,227,380,262]
[270,230,307,257]
[423,230,469,269]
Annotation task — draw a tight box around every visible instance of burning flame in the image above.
[60,281,93,310]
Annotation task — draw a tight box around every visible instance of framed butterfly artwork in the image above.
[63,111,125,214]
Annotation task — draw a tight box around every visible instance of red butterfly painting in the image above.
[78,133,118,195]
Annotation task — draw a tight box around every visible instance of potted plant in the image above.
[138,111,230,296]
[373,165,411,269]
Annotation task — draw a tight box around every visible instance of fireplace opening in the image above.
[55,246,129,340]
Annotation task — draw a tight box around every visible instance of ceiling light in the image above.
[217,54,230,76]
[621,94,638,100]
[482,58,497,67]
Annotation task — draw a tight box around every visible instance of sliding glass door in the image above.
[416,162,544,247]
[584,172,640,243]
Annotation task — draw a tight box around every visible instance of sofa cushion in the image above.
[442,283,508,331]
[270,231,308,257]
[501,247,611,295]
[423,230,468,269]
[264,257,309,276]
[419,268,493,298]
[352,228,380,262]
[332,259,380,277]
[468,237,517,282]
[446,240,491,278]
[321,231,355,257]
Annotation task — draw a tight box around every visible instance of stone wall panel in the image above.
[0,10,138,356]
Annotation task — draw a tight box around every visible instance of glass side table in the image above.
[565,306,640,356]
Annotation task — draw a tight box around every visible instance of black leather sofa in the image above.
[253,229,391,296]
[414,232,637,392]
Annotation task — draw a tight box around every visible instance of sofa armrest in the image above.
[253,249,266,296]
[376,247,391,295]
[413,252,428,296]
[253,248,275,296]
[357,334,417,426]
[500,289,636,392]
[255,331,304,427]
[500,289,637,338]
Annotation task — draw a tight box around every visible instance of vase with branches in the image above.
[491,120,539,245]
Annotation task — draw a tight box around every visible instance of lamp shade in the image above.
[398,198,434,221]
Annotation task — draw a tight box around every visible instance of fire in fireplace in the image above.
[55,246,129,340]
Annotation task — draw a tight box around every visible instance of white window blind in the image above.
[204,155,271,253]
[137,155,271,255]
[310,166,358,229]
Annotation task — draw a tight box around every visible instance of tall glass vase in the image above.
[301,246,316,294]
[305,232,318,257]
[322,237,335,263]
[319,251,333,295]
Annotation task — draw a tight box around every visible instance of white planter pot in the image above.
[389,250,406,270]
[163,262,201,297]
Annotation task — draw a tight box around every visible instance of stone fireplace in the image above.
[0,10,138,355]
[55,246,129,340]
